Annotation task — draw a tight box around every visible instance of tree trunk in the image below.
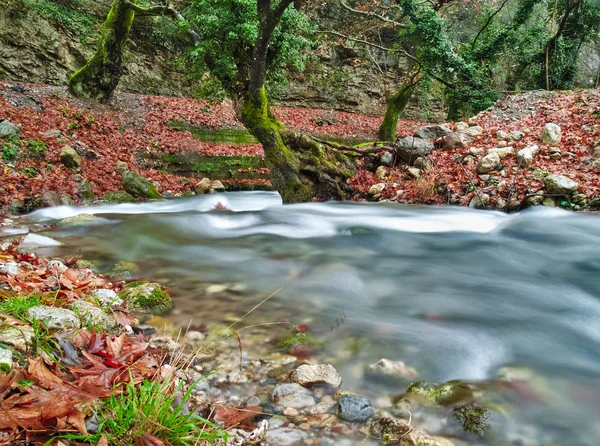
[377,78,419,141]
[238,87,356,203]
[68,0,136,102]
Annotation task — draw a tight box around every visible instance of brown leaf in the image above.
[28,357,64,389]
[97,434,109,446]
[135,434,168,446]
[213,405,262,429]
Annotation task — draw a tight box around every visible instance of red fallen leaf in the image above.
[213,405,262,429]
[97,434,109,446]
[102,359,124,368]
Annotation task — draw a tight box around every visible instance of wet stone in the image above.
[337,394,374,423]
[271,383,316,409]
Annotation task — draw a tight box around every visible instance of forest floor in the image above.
[0,82,598,212]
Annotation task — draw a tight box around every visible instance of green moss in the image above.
[118,282,172,314]
[102,190,135,203]
[378,81,419,141]
[406,380,474,407]
[453,403,490,436]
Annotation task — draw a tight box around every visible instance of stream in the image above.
[20,192,600,445]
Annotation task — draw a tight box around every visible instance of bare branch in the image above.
[340,0,406,28]
[310,135,396,155]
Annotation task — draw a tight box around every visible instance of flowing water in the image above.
[21,192,600,445]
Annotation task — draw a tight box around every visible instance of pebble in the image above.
[290,364,342,388]
[272,383,316,409]
[337,395,374,423]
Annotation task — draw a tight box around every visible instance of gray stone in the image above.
[369,183,386,196]
[487,147,515,159]
[194,178,212,195]
[509,130,525,140]
[380,151,395,167]
[72,300,119,333]
[413,124,452,140]
[526,194,545,206]
[0,262,19,275]
[469,147,485,156]
[59,145,82,169]
[541,123,561,146]
[407,167,421,179]
[454,122,469,132]
[337,394,374,422]
[395,137,435,162]
[42,129,62,139]
[0,347,12,371]
[375,165,388,180]
[91,289,123,306]
[211,180,226,192]
[271,383,315,409]
[545,174,579,195]
[477,152,500,174]
[122,170,162,199]
[469,193,491,209]
[0,325,34,352]
[413,157,430,170]
[0,119,21,137]
[290,364,342,388]
[115,161,129,174]
[28,306,81,331]
[463,125,483,137]
[517,147,534,168]
[496,130,509,140]
[442,132,472,150]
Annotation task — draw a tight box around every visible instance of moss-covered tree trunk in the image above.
[236,87,355,203]
[377,77,420,141]
[68,0,136,102]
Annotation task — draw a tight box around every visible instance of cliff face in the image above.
[0,0,446,121]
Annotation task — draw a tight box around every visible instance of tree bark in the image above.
[377,76,420,141]
[237,87,356,203]
[68,0,136,102]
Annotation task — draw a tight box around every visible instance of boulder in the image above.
[122,170,162,199]
[72,300,119,333]
[469,147,485,156]
[28,306,81,331]
[517,147,534,168]
[290,364,342,388]
[541,123,561,146]
[395,137,435,162]
[442,132,472,150]
[102,190,135,203]
[0,119,21,137]
[337,395,374,422]
[477,152,500,174]
[413,124,452,140]
[271,383,316,409]
[59,145,82,169]
[194,178,212,195]
[118,281,173,314]
[544,174,579,195]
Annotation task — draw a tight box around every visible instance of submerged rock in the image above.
[28,306,81,331]
[271,383,316,409]
[290,364,342,388]
[366,359,418,382]
[337,394,374,422]
[405,380,474,407]
[118,281,173,314]
[267,427,308,446]
[60,214,98,225]
[122,170,162,199]
[102,190,135,203]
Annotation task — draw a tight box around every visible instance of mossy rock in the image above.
[405,380,474,407]
[72,300,119,334]
[118,281,173,315]
[102,190,135,203]
[60,213,98,225]
[60,145,82,169]
[121,170,162,199]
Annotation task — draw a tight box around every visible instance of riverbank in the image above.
[0,216,464,445]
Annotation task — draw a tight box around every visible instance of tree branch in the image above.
[471,0,509,50]
[310,135,395,155]
[125,1,201,43]
[340,0,406,28]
